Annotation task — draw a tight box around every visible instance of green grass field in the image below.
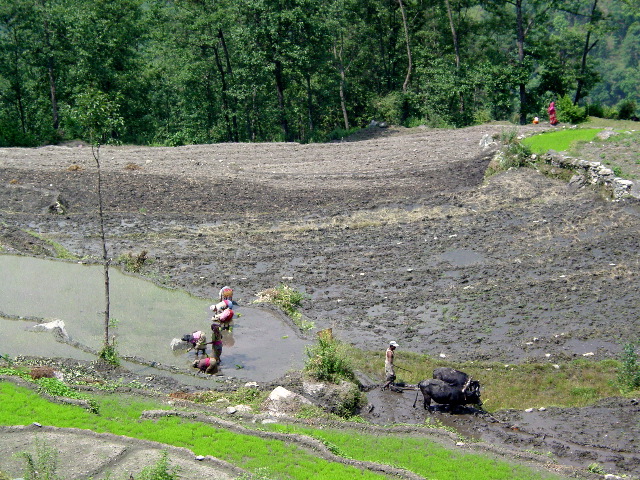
[0,380,564,480]
[522,128,604,154]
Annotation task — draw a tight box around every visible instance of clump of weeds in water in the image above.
[617,342,640,392]
[255,284,314,331]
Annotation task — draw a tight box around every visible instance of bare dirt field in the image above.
[1,123,639,478]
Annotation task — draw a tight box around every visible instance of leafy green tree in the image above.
[234,0,330,141]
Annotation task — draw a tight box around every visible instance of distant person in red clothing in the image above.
[548,101,558,126]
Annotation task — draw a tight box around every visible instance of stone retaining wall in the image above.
[539,150,640,201]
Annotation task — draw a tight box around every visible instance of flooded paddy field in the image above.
[1,123,639,477]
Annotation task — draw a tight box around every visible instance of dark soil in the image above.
[1,123,639,479]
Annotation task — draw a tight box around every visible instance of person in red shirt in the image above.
[192,356,219,375]
[548,101,558,126]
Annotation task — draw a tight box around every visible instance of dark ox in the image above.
[413,368,482,411]
[433,367,470,389]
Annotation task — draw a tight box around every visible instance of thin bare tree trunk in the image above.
[398,0,412,93]
[574,0,599,105]
[445,0,460,70]
[93,145,110,348]
[516,0,527,125]
[333,43,350,130]
[444,0,464,114]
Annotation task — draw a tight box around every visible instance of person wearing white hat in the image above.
[382,341,399,390]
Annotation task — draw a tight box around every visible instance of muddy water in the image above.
[0,255,310,382]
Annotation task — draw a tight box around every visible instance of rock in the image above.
[170,338,189,351]
[226,406,237,414]
[234,405,252,413]
[27,319,69,341]
[302,379,362,416]
[479,134,495,149]
[596,130,618,141]
[244,382,259,388]
[262,386,313,417]
[525,408,534,413]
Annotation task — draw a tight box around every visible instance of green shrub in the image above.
[99,344,121,367]
[616,99,637,120]
[556,95,587,124]
[117,250,148,273]
[485,128,532,177]
[137,450,180,480]
[304,336,356,383]
[587,463,605,474]
[617,342,640,392]
[333,382,364,418]
[372,91,404,125]
[585,103,605,118]
[17,439,62,480]
[325,126,360,141]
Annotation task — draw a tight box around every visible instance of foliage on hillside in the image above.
[0,0,637,147]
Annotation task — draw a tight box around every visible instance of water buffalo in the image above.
[412,378,482,411]
[433,367,471,390]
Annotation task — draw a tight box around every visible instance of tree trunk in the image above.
[273,60,290,141]
[445,0,460,70]
[445,0,464,114]
[213,44,233,141]
[398,0,412,93]
[516,0,527,125]
[47,58,59,131]
[333,43,350,131]
[306,73,314,136]
[42,11,59,132]
[10,30,27,134]
[574,0,599,105]
[217,29,239,141]
[93,145,110,348]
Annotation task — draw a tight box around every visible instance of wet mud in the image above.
[1,123,639,478]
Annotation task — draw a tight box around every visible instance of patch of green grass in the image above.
[582,117,640,129]
[522,128,603,155]
[23,230,78,260]
[255,284,314,331]
[187,386,268,411]
[0,382,386,480]
[264,424,563,480]
[343,347,622,411]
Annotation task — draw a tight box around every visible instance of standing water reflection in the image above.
[0,255,309,381]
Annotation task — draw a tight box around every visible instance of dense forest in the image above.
[0,0,638,146]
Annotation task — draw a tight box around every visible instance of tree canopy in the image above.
[0,0,637,146]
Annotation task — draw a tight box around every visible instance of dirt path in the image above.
[0,424,245,480]
[1,123,639,478]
